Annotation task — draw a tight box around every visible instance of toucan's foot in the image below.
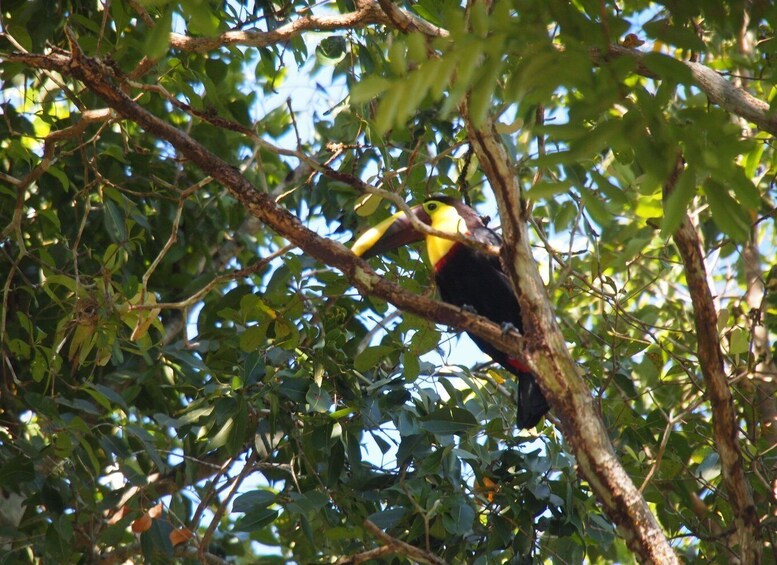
[501,322,519,336]
[461,304,478,314]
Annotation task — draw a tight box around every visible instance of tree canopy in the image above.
[1,0,776,563]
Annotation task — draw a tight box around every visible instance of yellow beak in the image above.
[351,205,429,258]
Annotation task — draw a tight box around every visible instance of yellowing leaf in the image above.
[131,513,152,534]
[170,527,193,547]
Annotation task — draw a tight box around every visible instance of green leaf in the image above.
[591,170,629,207]
[279,376,309,402]
[234,508,279,531]
[354,345,394,372]
[45,165,70,191]
[367,507,408,529]
[178,405,214,425]
[103,199,127,242]
[145,7,173,61]
[140,516,174,562]
[640,53,694,83]
[402,353,420,382]
[727,167,760,210]
[316,36,347,65]
[206,416,234,451]
[728,327,749,355]
[233,490,276,513]
[420,407,478,435]
[0,456,35,488]
[7,24,32,51]
[702,178,751,242]
[354,193,382,217]
[661,165,696,237]
[410,327,441,355]
[743,136,766,178]
[351,76,391,104]
[642,20,706,51]
[227,401,248,454]
[239,325,267,352]
[184,0,220,35]
[374,81,406,135]
[442,499,475,535]
[387,40,407,76]
[306,383,333,412]
[526,180,572,200]
[286,490,329,514]
[580,187,612,227]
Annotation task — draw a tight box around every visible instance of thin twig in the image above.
[129,244,294,312]
[362,519,447,565]
[198,452,258,561]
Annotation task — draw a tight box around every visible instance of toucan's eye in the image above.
[427,202,438,211]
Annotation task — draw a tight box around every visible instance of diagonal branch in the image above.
[667,158,761,563]
[13,31,535,399]
[360,519,446,565]
[592,44,777,136]
[459,99,678,565]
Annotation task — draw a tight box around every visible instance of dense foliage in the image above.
[0,0,775,563]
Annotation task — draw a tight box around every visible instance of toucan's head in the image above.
[351,196,481,265]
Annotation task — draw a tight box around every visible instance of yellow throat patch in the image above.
[424,202,467,268]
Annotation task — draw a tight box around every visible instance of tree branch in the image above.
[668,158,761,563]
[360,519,446,565]
[167,2,390,52]
[459,100,679,564]
[592,44,777,136]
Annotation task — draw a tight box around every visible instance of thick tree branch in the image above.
[374,0,449,37]
[668,159,761,563]
[593,45,777,136]
[459,103,678,564]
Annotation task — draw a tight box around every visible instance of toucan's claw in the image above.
[501,322,519,336]
[461,304,478,314]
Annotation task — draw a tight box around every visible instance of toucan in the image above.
[352,195,550,429]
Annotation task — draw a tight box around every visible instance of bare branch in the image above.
[197,453,258,560]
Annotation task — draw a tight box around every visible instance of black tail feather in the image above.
[515,373,550,430]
